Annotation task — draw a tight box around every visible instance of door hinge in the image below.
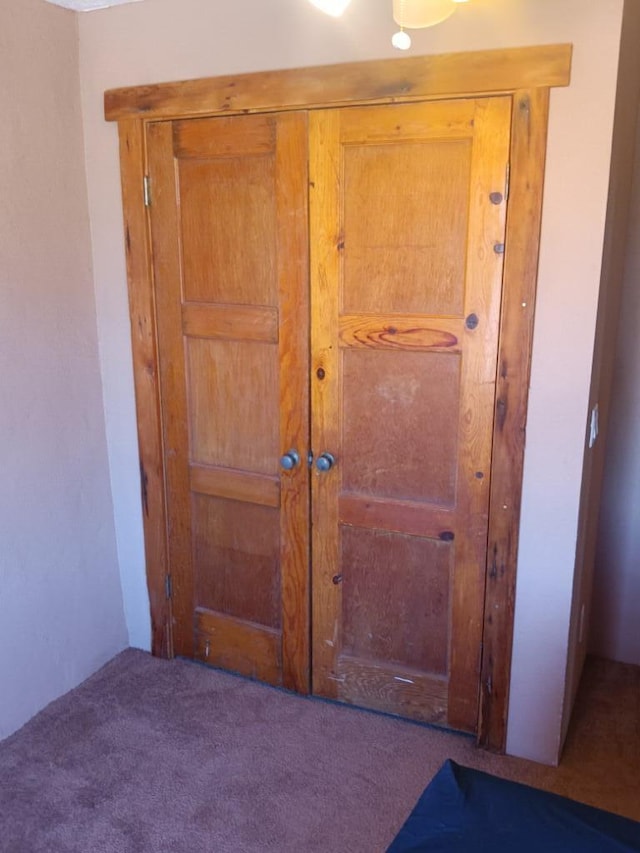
[165,574,172,599]
[505,162,510,202]
[143,175,151,207]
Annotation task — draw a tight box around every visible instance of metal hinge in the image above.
[505,162,511,202]
[143,175,151,207]
[165,574,172,599]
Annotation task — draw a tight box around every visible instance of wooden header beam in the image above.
[105,43,571,122]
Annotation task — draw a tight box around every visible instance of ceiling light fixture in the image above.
[307,0,470,48]
[308,0,353,16]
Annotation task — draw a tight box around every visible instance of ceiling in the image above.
[44,0,143,10]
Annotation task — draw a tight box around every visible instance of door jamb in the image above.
[106,45,571,752]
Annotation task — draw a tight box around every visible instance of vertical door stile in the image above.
[146,120,195,658]
[276,112,311,693]
[447,97,512,732]
[309,110,344,698]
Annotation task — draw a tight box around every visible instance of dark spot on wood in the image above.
[439,531,455,542]
[496,398,507,431]
[316,367,326,380]
[500,360,508,380]
[475,471,484,480]
[309,181,315,188]
[125,226,131,253]
[332,574,343,585]
[387,326,397,335]
[489,191,503,205]
[337,241,345,250]
[139,460,149,518]
[465,313,479,330]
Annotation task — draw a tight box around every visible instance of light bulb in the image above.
[392,30,411,50]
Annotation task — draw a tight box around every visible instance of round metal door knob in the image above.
[280,450,300,470]
[316,452,335,472]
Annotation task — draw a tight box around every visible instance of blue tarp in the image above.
[387,759,640,852]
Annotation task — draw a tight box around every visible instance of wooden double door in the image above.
[147,96,511,734]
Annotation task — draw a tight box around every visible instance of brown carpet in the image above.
[0,650,638,852]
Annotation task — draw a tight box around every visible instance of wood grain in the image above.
[189,464,280,508]
[339,315,462,352]
[116,119,172,658]
[173,113,275,158]
[339,494,456,539]
[446,96,511,733]
[146,120,195,658]
[105,45,572,122]
[195,609,282,685]
[478,89,551,752]
[276,112,311,694]
[182,303,278,344]
[336,656,448,725]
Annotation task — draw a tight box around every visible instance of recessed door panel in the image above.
[186,338,279,474]
[343,139,472,316]
[342,349,461,505]
[340,526,452,675]
[192,494,281,630]
[310,98,511,732]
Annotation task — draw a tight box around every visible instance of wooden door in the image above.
[146,112,311,692]
[310,98,511,732]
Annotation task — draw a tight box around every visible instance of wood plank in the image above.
[190,464,280,507]
[182,303,278,343]
[105,45,572,121]
[309,108,343,701]
[146,120,196,659]
[117,119,172,658]
[339,315,463,352]
[339,493,457,540]
[195,609,282,686]
[446,97,511,733]
[335,656,449,725]
[337,99,475,142]
[173,114,275,159]
[478,89,551,752]
[276,112,311,694]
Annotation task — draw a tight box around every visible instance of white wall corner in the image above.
[44,0,143,11]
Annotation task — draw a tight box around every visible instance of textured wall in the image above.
[0,0,127,739]
[78,0,624,764]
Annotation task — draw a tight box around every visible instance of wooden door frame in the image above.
[105,44,572,752]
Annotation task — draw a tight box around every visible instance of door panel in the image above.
[147,111,310,692]
[310,98,511,731]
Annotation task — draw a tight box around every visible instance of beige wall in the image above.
[0,0,127,739]
[562,0,640,744]
[591,91,640,667]
[78,0,625,764]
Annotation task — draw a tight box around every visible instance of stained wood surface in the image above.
[310,97,511,732]
[113,50,569,751]
[105,45,571,122]
[145,111,310,691]
[478,88,551,751]
[117,120,172,658]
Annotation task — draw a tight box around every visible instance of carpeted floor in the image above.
[0,650,638,852]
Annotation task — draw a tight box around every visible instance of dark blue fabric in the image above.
[387,760,640,852]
